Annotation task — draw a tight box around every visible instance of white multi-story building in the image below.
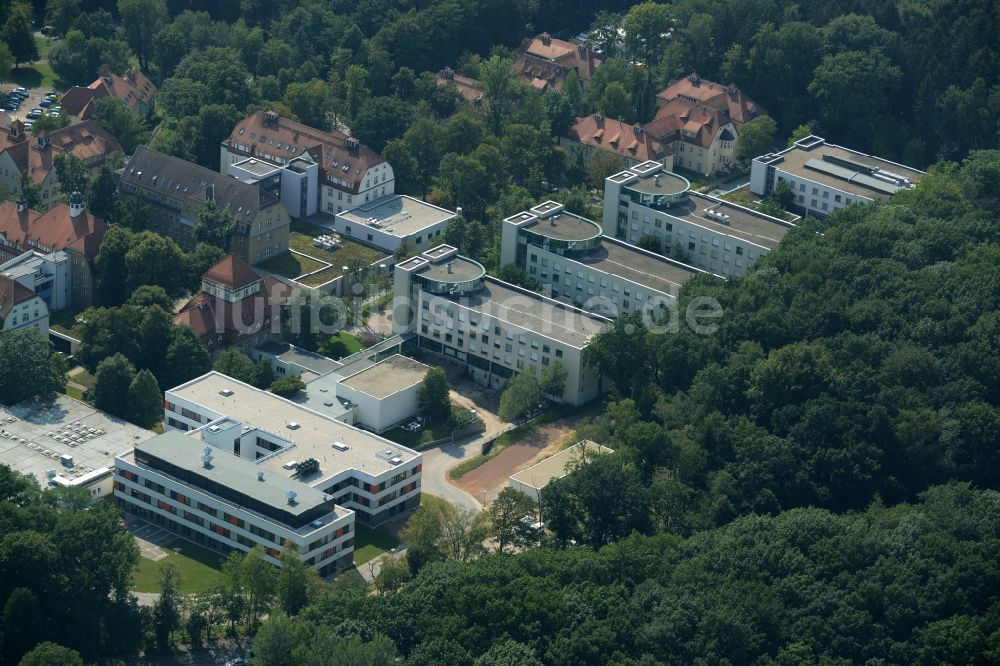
[501,200,710,318]
[392,245,609,405]
[335,195,456,254]
[750,135,924,217]
[114,372,423,573]
[115,430,356,576]
[604,161,796,277]
[1,249,72,312]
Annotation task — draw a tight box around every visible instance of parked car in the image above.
[27,108,42,119]
[4,102,19,111]
[47,110,60,117]
[23,120,33,129]
[12,87,26,95]
[39,98,53,108]
[45,93,58,101]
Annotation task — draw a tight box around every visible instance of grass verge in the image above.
[352,524,400,566]
[132,539,224,594]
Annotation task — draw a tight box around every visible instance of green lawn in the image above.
[132,539,224,594]
[72,369,96,390]
[49,307,84,337]
[720,186,759,207]
[329,331,363,356]
[419,494,452,515]
[8,62,60,91]
[352,524,400,565]
[256,250,328,280]
[65,386,86,402]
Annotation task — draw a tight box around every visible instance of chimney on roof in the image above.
[264,110,279,125]
[446,261,453,274]
[15,198,27,213]
[345,137,359,150]
[206,183,215,201]
[69,191,85,218]
[540,32,551,45]
[36,131,50,150]
[688,72,699,85]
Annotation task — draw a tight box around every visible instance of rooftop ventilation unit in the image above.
[282,460,298,470]
[208,425,220,433]
[286,490,297,504]
[257,471,265,481]
[287,421,300,430]
[389,456,403,465]
[332,441,348,451]
[219,388,234,397]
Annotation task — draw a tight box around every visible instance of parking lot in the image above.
[2,85,63,129]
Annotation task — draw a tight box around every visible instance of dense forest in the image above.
[260,482,1000,665]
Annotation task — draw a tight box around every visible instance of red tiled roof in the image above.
[88,67,156,114]
[436,68,484,103]
[173,276,291,347]
[0,200,110,261]
[513,33,602,92]
[203,255,262,290]
[567,114,672,163]
[223,112,384,194]
[655,72,765,125]
[60,84,110,120]
[0,121,122,185]
[643,100,729,149]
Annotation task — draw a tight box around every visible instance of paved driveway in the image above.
[125,515,174,561]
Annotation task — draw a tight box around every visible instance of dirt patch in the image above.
[452,418,574,504]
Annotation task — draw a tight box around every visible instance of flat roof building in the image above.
[334,195,456,253]
[508,440,612,501]
[124,371,423,572]
[501,200,711,318]
[1,394,155,499]
[393,245,609,405]
[604,161,797,277]
[115,430,357,575]
[750,135,924,217]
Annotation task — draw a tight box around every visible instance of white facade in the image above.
[0,288,49,336]
[750,135,923,217]
[163,372,423,528]
[334,195,455,254]
[335,381,419,434]
[603,163,795,278]
[500,201,706,319]
[393,246,608,406]
[1,250,72,312]
[114,432,356,575]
